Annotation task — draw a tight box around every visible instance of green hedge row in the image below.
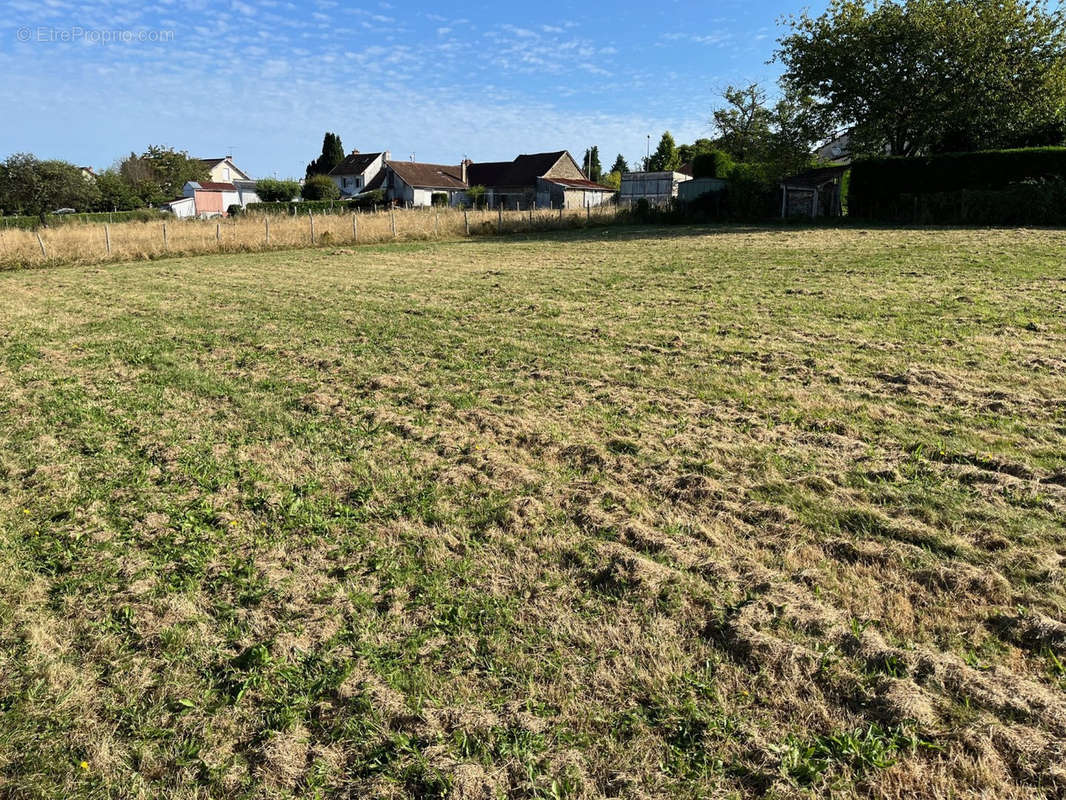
[880,179,1066,225]
[849,147,1066,219]
[244,191,386,216]
[0,209,168,229]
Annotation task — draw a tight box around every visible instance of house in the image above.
[779,165,848,218]
[467,150,613,209]
[383,160,468,207]
[815,133,851,165]
[620,171,692,205]
[328,151,388,197]
[79,166,96,181]
[197,156,251,183]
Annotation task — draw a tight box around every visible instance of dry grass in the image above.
[0,204,620,269]
[0,225,1065,799]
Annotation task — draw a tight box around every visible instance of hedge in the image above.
[0,209,168,229]
[849,147,1066,220]
[691,150,735,179]
[244,191,386,216]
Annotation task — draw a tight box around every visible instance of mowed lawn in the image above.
[1,226,1065,799]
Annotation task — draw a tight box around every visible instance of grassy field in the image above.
[0,205,619,270]
[1,226,1064,799]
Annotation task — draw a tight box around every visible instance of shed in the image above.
[620,171,692,206]
[780,165,848,218]
[537,177,616,210]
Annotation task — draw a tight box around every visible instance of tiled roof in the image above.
[387,160,466,190]
[193,181,237,191]
[329,152,382,176]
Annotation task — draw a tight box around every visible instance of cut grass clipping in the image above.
[1,225,1065,798]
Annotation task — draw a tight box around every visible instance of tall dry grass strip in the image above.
[0,204,624,270]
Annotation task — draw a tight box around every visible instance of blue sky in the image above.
[0,0,821,178]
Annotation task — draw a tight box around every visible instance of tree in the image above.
[301,174,340,201]
[712,85,774,162]
[93,169,141,211]
[118,146,208,206]
[706,84,830,179]
[256,178,301,202]
[610,154,628,175]
[676,138,717,165]
[582,146,603,181]
[306,132,345,178]
[647,132,680,171]
[776,0,1066,156]
[0,154,99,222]
[602,170,622,190]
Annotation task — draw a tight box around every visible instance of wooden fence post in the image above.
[36,232,46,258]
[105,224,111,255]
[391,211,397,238]
[559,206,563,222]
[162,222,168,252]
[309,211,315,244]
[352,214,358,242]
[464,209,469,235]
[497,205,502,233]
[216,221,222,246]
[586,203,591,223]
[434,210,439,236]
[265,216,270,245]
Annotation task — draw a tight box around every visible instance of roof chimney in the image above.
[351,148,360,155]
[461,158,472,184]
[384,150,391,162]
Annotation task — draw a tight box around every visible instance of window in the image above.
[355,177,362,188]
[344,177,352,188]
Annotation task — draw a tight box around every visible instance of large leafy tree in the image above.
[118,146,208,205]
[712,85,775,162]
[705,84,829,178]
[647,132,680,171]
[776,0,1066,156]
[306,132,345,178]
[0,154,100,221]
[610,153,629,174]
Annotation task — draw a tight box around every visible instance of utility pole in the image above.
[646,134,651,170]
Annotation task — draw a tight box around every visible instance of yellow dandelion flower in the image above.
[79,761,89,771]
[22,508,30,515]
[229,520,238,526]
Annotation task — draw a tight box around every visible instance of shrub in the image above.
[466,185,487,209]
[431,192,449,207]
[257,178,300,203]
[350,190,384,210]
[227,204,242,217]
[692,150,735,179]
[301,175,341,201]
